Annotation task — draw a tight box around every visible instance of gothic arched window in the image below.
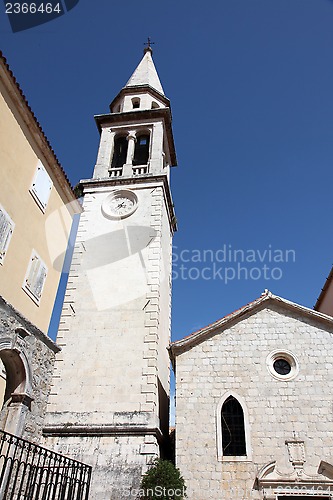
[221,396,246,456]
[111,136,128,168]
[133,134,150,166]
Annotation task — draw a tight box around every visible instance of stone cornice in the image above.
[43,424,164,443]
[110,85,170,111]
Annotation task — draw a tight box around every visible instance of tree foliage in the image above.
[140,459,186,499]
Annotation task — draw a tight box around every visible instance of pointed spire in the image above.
[125,47,165,96]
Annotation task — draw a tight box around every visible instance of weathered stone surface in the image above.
[0,296,59,441]
[174,303,333,499]
[45,433,158,500]
[43,180,172,498]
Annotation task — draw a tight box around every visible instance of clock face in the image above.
[102,190,138,219]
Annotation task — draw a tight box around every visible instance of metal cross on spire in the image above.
[144,37,155,53]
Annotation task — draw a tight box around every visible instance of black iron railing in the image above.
[0,430,91,500]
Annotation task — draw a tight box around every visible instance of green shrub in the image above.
[140,459,186,499]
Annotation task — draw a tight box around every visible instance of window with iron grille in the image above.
[23,251,47,304]
[221,396,246,456]
[0,205,14,264]
[111,136,128,168]
[133,134,150,166]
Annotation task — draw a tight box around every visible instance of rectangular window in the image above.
[23,251,47,304]
[0,204,14,264]
[30,160,52,211]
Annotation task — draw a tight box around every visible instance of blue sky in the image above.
[1,0,333,343]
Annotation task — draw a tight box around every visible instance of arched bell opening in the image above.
[133,133,150,166]
[111,134,128,169]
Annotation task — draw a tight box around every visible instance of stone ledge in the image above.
[43,424,164,443]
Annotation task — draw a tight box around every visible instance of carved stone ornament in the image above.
[255,460,333,500]
[286,439,306,473]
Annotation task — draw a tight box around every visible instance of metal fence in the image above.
[0,430,91,500]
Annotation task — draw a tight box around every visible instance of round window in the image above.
[266,350,299,381]
[273,358,291,375]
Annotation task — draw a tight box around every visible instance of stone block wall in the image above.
[0,296,59,442]
[175,304,333,499]
[43,178,173,498]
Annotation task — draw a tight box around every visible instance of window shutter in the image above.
[0,206,14,261]
[26,256,39,289]
[24,253,47,302]
[31,162,52,209]
[34,263,47,299]
[0,211,10,251]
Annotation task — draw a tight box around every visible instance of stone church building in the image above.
[1,45,333,500]
[170,290,333,499]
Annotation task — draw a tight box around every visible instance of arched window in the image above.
[221,396,246,456]
[132,98,140,109]
[133,134,150,166]
[151,101,159,109]
[111,136,128,168]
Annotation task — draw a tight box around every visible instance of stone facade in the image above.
[0,296,59,441]
[43,178,173,498]
[171,293,333,499]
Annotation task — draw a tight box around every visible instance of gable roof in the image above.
[169,290,333,362]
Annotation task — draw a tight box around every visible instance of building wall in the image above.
[315,274,333,317]
[175,304,333,499]
[0,78,76,334]
[44,178,173,499]
[0,297,59,441]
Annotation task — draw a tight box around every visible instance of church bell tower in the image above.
[43,46,177,499]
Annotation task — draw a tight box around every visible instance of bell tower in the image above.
[43,47,177,499]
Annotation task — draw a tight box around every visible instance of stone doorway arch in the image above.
[0,332,33,437]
